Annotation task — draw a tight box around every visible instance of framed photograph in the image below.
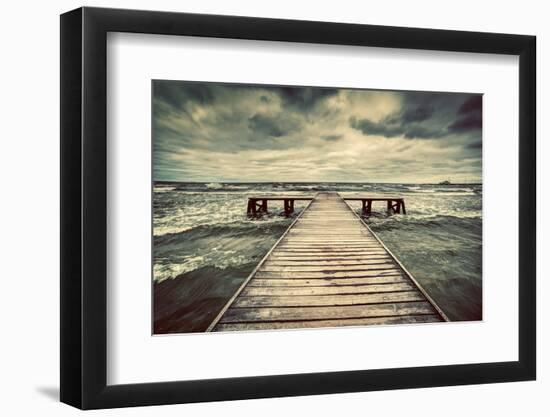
[60,7,536,409]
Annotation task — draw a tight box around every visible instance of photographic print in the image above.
[152,81,482,334]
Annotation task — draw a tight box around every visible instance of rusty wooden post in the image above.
[261,199,268,213]
[401,200,406,214]
[387,200,392,214]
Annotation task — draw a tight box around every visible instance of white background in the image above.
[108,34,518,384]
[0,0,546,416]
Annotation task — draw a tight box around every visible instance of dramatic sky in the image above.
[153,81,482,183]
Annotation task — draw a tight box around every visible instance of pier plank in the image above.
[253,270,404,279]
[233,291,425,308]
[208,192,447,332]
[249,276,409,286]
[242,282,416,296]
[219,301,436,323]
[215,315,441,331]
[260,263,399,272]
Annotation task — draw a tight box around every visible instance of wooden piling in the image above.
[248,195,406,217]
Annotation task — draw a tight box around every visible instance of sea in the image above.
[153,182,482,333]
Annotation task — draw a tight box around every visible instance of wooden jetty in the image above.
[247,195,406,215]
[208,192,448,332]
[346,197,406,215]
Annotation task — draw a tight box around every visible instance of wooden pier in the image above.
[247,195,406,215]
[208,192,448,332]
[247,196,313,215]
[346,197,406,215]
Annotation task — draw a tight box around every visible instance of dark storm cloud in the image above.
[466,140,483,149]
[401,102,434,123]
[448,96,483,133]
[248,113,302,137]
[321,134,343,141]
[349,112,443,139]
[273,86,339,111]
[448,115,482,132]
[154,80,215,110]
[458,95,483,114]
[350,92,482,140]
[153,81,482,183]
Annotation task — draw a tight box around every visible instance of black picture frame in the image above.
[60,6,536,409]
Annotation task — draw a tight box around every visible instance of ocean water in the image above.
[153,182,482,333]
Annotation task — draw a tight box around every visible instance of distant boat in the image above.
[438,180,452,185]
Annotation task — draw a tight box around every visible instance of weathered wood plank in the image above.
[285,236,374,240]
[278,244,383,248]
[298,220,362,223]
[273,249,387,254]
[264,258,392,266]
[278,245,384,250]
[269,252,391,261]
[233,291,424,307]
[242,282,415,296]
[289,229,369,232]
[254,269,404,279]
[260,263,398,272]
[248,276,408,287]
[219,301,436,323]
[279,240,380,244]
[215,314,442,331]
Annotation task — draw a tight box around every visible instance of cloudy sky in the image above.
[153,81,482,183]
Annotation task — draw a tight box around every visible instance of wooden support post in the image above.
[283,199,294,215]
[247,199,256,215]
[253,199,267,214]
[362,199,372,216]
[394,201,400,214]
[248,196,405,216]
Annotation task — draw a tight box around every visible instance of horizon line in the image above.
[153,180,482,185]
